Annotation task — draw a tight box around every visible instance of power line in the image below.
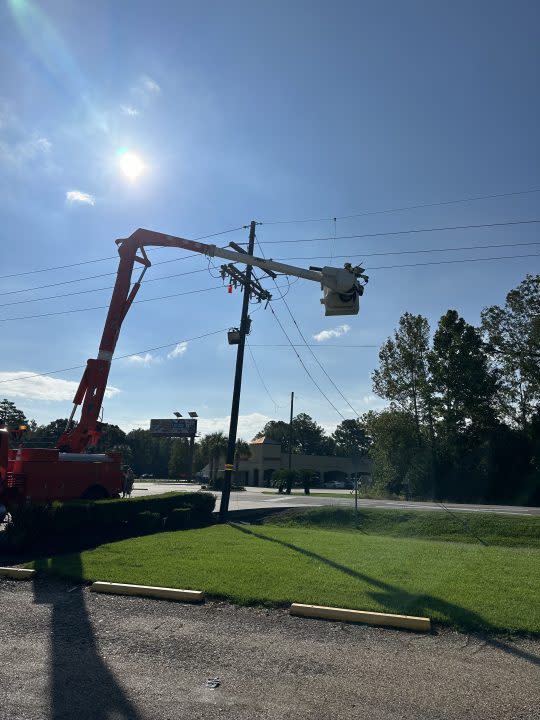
[250,344,379,348]
[6,239,538,309]
[366,252,540,271]
[0,225,247,281]
[0,285,225,322]
[259,218,540,245]
[0,254,200,298]
[268,303,345,420]
[275,239,540,263]
[256,238,359,416]
[246,340,280,410]
[0,277,297,321]
[0,268,210,308]
[0,328,229,386]
[261,186,540,225]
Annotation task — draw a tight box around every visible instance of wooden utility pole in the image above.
[219,221,256,521]
[288,391,294,470]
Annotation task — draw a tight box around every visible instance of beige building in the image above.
[203,436,371,487]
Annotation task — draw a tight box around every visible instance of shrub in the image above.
[134,511,162,535]
[6,491,216,552]
[53,502,91,535]
[165,507,191,531]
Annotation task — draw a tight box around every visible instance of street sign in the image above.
[150,418,197,437]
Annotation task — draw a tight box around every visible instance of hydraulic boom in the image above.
[57,228,368,453]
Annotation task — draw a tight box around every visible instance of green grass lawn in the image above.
[265,507,540,548]
[32,518,540,635]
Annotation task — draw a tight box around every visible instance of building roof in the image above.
[250,436,281,445]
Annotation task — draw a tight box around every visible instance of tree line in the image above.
[367,273,539,504]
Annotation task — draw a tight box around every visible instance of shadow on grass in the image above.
[230,523,540,667]
[33,555,141,720]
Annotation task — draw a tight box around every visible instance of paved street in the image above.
[133,482,540,516]
[1,577,538,720]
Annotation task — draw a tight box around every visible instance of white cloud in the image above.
[167,342,188,359]
[0,372,119,402]
[120,105,139,116]
[66,190,95,206]
[197,413,272,441]
[140,75,161,94]
[312,324,351,342]
[126,353,157,366]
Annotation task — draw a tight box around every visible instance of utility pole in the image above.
[288,391,294,471]
[219,221,257,521]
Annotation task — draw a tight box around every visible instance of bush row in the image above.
[4,491,215,552]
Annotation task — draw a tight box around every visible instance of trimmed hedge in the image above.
[165,507,191,531]
[134,511,162,535]
[3,491,215,552]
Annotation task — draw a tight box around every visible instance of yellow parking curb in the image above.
[90,581,204,603]
[0,566,36,580]
[290,603,431,632]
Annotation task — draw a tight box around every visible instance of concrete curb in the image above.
[0,566,36,580]
[290,603,431,632]
[90,581,204,603]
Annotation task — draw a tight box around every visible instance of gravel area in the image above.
[0,577,538,719]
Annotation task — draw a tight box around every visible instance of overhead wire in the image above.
[260,186,540,225]
[274,239,540,262]
[0,225,247,281]
[0,275,298,322]
[253,234,352,418]
[261,238,361,417]
[257,218,540,245]
[246,340,281,410]
[0,328,230,386]
[0,267,211,308]
[268,303,345,420]
[0,285,225,322]
[4,239,538,309]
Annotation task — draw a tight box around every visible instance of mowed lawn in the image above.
[34,521,540,634]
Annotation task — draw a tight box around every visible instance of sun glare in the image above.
[119,151,145,181]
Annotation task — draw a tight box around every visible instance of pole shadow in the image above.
[33,555,142,720]
[229,523,540,667]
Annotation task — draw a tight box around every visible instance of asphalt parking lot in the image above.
[1,577,538,720]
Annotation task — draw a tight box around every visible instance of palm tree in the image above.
[200,431,228,482]
[234,439,252,477]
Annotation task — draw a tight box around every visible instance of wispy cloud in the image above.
[140,75,161,94]
[66,190,95,206]
[0,98,17,129]
[0,372,119,402]
[312,324,351,342]
[126,353,157,366]
[0,134,52,167]
[167,342,188,359]
[120,105,139,116]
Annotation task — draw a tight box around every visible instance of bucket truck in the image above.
[0,228,368,513]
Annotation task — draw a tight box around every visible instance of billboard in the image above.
[150,418,197,437]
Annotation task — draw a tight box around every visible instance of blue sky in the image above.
[1,0,539,440]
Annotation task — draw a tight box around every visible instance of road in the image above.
[1,577,538,720]
[132,482,540,516]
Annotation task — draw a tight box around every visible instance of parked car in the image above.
[323,481,346,489]
[140,473,154,479]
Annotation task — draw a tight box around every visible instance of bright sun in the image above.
[119,151,145,181]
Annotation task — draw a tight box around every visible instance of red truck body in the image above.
[0,429,122,513]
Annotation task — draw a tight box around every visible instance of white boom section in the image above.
[205,245,323,283]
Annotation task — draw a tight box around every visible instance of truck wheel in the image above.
[81,485,108,500]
